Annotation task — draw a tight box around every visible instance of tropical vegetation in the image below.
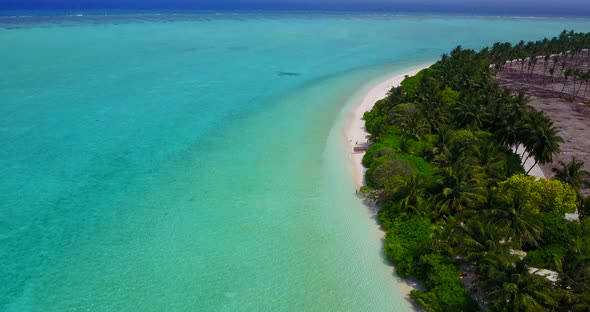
[361,31,590,311]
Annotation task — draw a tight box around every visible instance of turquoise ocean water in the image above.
[2,13,590,311]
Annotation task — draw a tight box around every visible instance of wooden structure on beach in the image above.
[353,142,371,153]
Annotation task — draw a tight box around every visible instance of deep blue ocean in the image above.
[2,11,590,312]
[1,0,590,17]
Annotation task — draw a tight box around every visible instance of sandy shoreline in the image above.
[344,66,430,188]
[342,65,430,298]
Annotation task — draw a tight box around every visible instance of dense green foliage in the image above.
[497,174,578,215]
[384,217,432,276]
[362,31,590,311]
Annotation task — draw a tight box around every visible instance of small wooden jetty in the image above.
[353,142,371,153]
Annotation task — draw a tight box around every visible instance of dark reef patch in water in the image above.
[278,71,303,77]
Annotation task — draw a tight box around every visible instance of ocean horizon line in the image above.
[0,9,589,20]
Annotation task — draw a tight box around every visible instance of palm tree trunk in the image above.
[575,80,584,99]
[527,159,539,175]
[522,153,532,164]
[572,75,577,99]
[559,61,567,76]
[542,61,548,86]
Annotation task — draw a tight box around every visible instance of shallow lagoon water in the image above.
[2,13,590,311]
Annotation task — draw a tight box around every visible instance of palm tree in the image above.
[556,238,590,310]
[494,115,520,150]
[419,99,451,132]
[432,166,486,219]
[486,195,542,248]
[398,135,411,153]
[522,112,563,174]
[512,92,532,111]
[552,156,590,192]
[390,175,430,216]
[542,54,550,85]
[583,70,590,100]
[528,56,538,80]
[454,99,487,130]
[563,67,573,93]
[574,69,587,100]
[432,126,453,153]
[474,141,506,183]
[390,105,430,140]
[551,55,560,83]
[405,113,431,140]
[482,260,558,312]
[431,215,464,257]
[492,91,531,153]
[580,196,590,221]
[458,219,510,265]
[572,69,581,99]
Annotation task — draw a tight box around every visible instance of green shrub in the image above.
[440,87,460,106]
[400,69,430,99]
[451,129,479,147]
[407,138,433,156]
[377,203,400,231]
[525,244,567,270]
[367,156,414,189]
[498,175,578,214]
[538,212,580,247]
[410,253,479,312]
[362,143,390,168]
[384,217,432,277]
[502,149,526,176]
[393,153,436,178]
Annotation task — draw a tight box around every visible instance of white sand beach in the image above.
[342,65,429,297]
[345,66,429,188]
